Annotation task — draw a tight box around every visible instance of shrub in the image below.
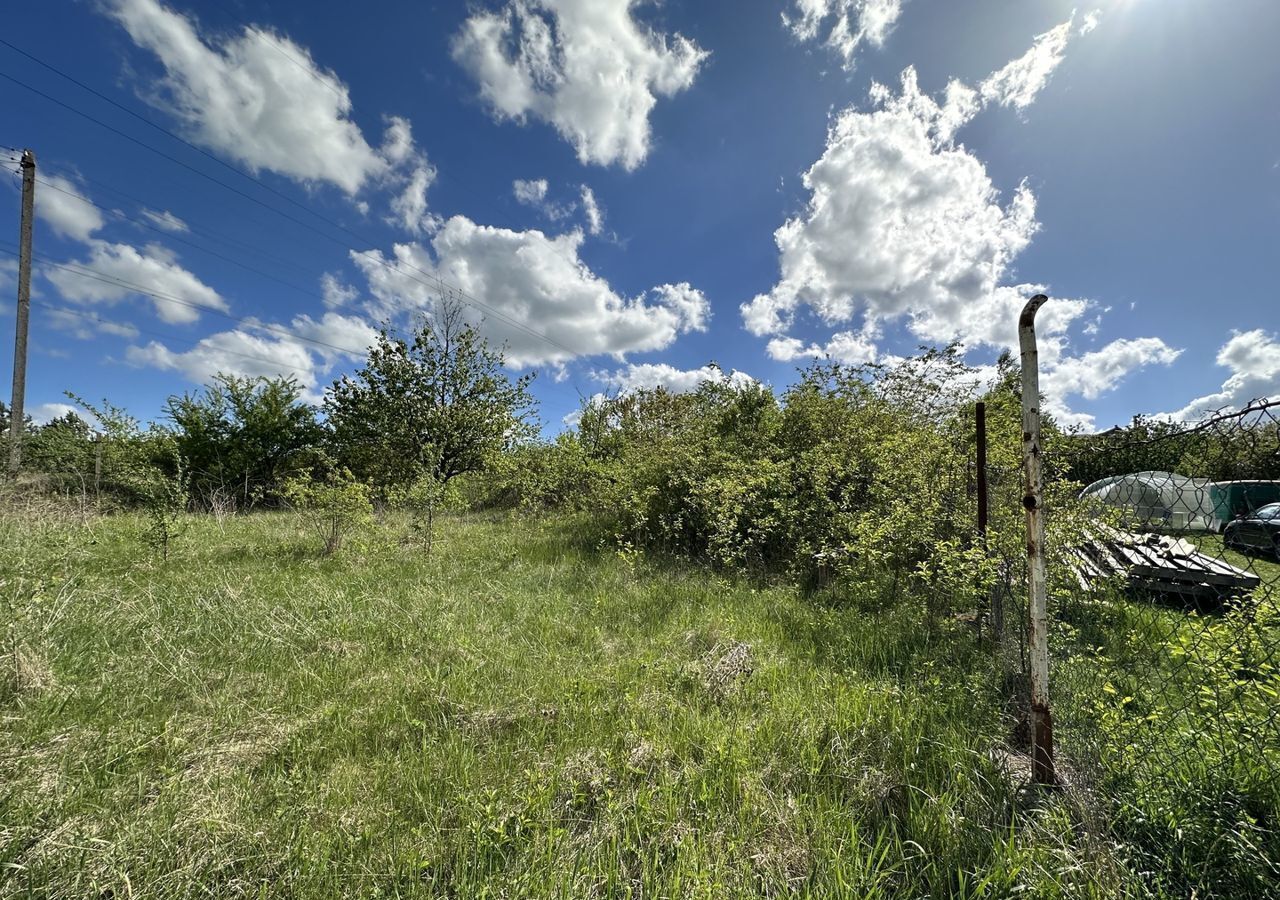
[283,467,373,556]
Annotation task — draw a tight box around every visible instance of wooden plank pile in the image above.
[1070,523,1261,600]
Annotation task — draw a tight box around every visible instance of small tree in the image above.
[166,374,322,510]
[324,295,537,494]
[283,466,373,556]
[131,449,188,561]
[401,470,447,553]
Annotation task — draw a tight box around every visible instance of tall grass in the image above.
[0,508,1215,897]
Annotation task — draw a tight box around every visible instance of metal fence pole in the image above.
[977,401,1000,646]
[1019,294,1055,785]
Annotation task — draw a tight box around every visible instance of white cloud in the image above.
[979,15,1076,111]
[30,402,82,426]
[379,115,417,167]
[140,208,189,233]
[580,184,604,236]
[351,215,710,367]
[746,19,1172,425]
[784,0,903,70]
[371,116,440,235]
[766,328,879,365]
[390,164,440,235]
[125,311,376,398]
[37,174,104,242]
[1168,329,1280,421]
[320,272,359,309]
[45,306,141,340]
[452,0,708,170]
[513,178,549,206]
[46,240,228,324]
[513,177,575,221]
[106,0,387,193]
[1079,10,1102,36]
[1048,337,1182,401]
[649,282,709,332]
[593,362,755,394]
[742,67,1037,340]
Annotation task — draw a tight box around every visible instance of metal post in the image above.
[8,149,35,475]
[977,401,1000,643]
[1019,293,1055,785]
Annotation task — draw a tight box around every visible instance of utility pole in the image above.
[1018,293,1055,786]
[7,149,35,475]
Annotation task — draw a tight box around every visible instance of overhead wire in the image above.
[0,242,371,358]
[0,45,584,362]
[28,172,336,305]
[29,159,322,279]
[34,300,333,376]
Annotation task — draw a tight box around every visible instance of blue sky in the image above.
[2,0,1278,434]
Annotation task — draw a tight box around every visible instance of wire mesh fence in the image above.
[992,399,1280,833]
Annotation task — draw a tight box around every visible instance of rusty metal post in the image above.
[1019,294,1055,786]
[977,401,1001,645]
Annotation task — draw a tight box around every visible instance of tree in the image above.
[324,297,537,492]
[166,374,322,510]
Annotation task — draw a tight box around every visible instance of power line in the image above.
[28,172,332,305]
[35,300,330,376]
[0,48,583,361]
[0,243,371,358]
[13,146,575,367]
[25,160,324,279]
[0,37,350,234]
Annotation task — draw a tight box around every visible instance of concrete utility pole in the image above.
[1018,293,1055,786]
[7,149,34,475]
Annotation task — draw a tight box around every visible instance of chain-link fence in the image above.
[987,397,1280,891]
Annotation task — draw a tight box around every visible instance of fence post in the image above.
[977,401,1000,645]
[1019,294,1056,785]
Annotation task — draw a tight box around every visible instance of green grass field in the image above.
[0,509,1272,897]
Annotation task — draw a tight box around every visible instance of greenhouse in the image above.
[1079,471,1216,532]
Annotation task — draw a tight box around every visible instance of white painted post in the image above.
[1019,293,1055,785]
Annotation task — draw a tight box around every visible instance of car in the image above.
[1223,502,1280,561]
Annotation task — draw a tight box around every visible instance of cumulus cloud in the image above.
[593,362,755,394]
[784,0,902,70]
[513,178,549,206]
[37,174,104,242]
[351,215,709,367]
[766,328,879,365]
[1167,329,1280,421]
[106,0,387,193]
[46,241,228,324]
[389,163,440,235]
[29,402,84,426]
[140,208,189,233]
[1049,338,1182,401]
[378,115,441,235]
[747,17,1171,427]
[980,15,1076,111]
[44,306,141,340]
[320,272,359,309]
[512,177,576,221]
[580,185,604,236]
[741,67,1037,340]
[452,0,708,170]
[125,311,377,398]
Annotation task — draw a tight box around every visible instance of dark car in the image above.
[1224,502,1280,560]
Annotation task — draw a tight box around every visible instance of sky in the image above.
[2,0,1278,434]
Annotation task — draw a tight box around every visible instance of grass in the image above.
[0,508,1272,897]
